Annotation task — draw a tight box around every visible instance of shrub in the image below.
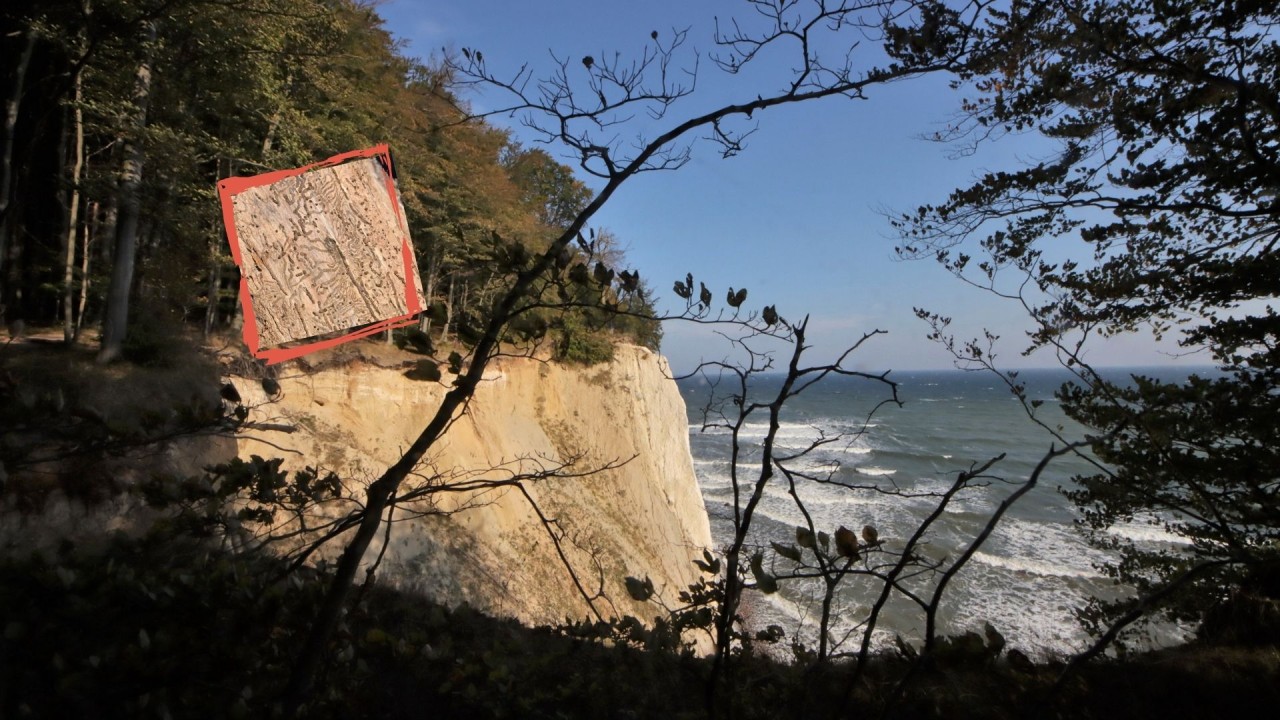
[555,315,615,365]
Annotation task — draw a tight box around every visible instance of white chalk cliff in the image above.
[229,344,713,630]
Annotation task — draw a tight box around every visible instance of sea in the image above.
[677,366,1211,658]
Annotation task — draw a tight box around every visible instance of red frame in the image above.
[217,144,423,365]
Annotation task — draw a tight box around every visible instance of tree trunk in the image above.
[0,28,37,306]
[261,114,280,158]
[422,245,442,333]
[3,218,26,321]
[204,236,222,337]
[130,220,155,302]
[62,63,86,344]
[98,21,156,363]
[439,278,455,343]
[82,189,114,330]
[260,72,290,159]
[458,280,469,337]
[75,200,95,341]
[205,158,227,337]
[97,184,117,269]
[230,282,243,332]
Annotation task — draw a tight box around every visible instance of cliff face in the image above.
[225,344,713,631]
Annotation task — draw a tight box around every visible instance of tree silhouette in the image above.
[284,0,997,707]
[897,0,1280,658]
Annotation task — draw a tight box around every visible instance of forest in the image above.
[1,0,1278,718]
[0,0,658,363]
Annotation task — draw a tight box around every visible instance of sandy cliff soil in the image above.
[211,344,713,632]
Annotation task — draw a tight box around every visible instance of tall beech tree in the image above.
[96,18,155,363]
[898,0,1280,646]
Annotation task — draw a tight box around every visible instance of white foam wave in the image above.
[943,519,1107,656]
[721,479,902,532]
[972,551,1103,579]
[709,487,1115,657]
[756,588,811,624]
[857,466,897,477]
[724,419,880,443]
[989,517,1110,579]
[799,461,842,476]
[690,425,732,436]
[1107,522,1192,546]
[739,421,826,439]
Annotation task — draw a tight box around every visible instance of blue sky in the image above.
[376,0,1205,373]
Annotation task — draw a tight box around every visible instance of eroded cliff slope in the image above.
[222,344,713,630]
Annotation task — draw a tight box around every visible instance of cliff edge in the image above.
[222,344,713,631]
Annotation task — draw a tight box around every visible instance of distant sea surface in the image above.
[677,367,1212,657]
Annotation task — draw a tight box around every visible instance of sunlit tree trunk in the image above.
[419,246,439,333]
[75,200,95,341]
[98,20,156,363]
[439,277,456,343]
[62,62,86,344]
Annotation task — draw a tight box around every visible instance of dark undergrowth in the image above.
[2,334,1278,719]
[1,526,1277,720]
